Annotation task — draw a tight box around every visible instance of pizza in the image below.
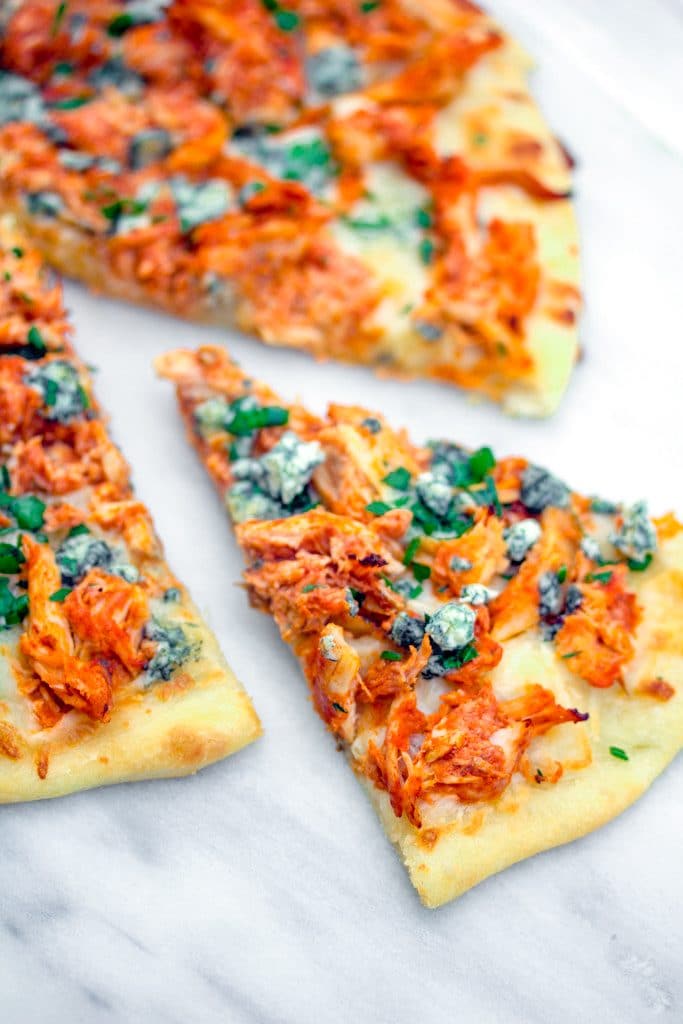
[0,0,579,416]
[0,219,260,802]
[157,344,683,907]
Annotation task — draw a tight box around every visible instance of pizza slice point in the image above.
[0,0,578,415]
[157,344,683,907]
[0,219,260,803]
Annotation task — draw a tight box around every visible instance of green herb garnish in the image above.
[49,587,72,602]
[442,643,478,670]
[609,746,629,761]
[419,237,434,264]
[468,446,495,482]
[380,650,402,662]
[101,198,148,222]
[411,562,431,583]
[557,565,568,584]
[383,466,411,491]
[26,325,46,357]
[627,554,652,572]
[107,13,135,36]
[586,570,613,584]
[52,1,67,36]
[0,578,29,628]
[403,537,420,566]
[51,95,91,110]
[68,523,90,538]
[229,405,289,436]
[274,9,300,30]
[331,701,347,713]
[366,501,391,516]
[0,543,26,575]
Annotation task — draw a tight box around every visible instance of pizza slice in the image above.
[157,344,683,907]
[0,0,579,416]
[0,219,260,802]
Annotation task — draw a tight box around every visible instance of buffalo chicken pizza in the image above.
[0,219,260,802]
[0,0,579,415]
[158,345,683,906]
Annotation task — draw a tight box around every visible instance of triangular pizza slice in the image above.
[0,0,578,415]
[158,345,683,907]
[0,220,260,802]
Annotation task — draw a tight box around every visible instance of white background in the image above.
[2,2,682,1021]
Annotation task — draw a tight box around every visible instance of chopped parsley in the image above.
[302,583,321,593]
[585,569,613,584]
[229,405,289,436]
[402,536,420,566]
[383,466,411,490]
[331,701,347,713]
[556,565,568,584]
[627,554,653,572]
[107,13,135,36]
[442,643,478,671]
[52,2,67,36]
[561,651,581,660]
[419,237,435,264]
[609,746,629,761]
[467,446,495,482]
[0,578,29,628]
[49,587,71,602]
[366,500,391,516]
[360,0,380,9]
[101,197,148,221]
[26,325,47,357]
[0,492,46,531]
[0,543,25,575]
[411,561,431,583]
[50,95,91,110]
[380,650,402,662]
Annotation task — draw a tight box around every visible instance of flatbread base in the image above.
[357,533,683,907]
[0,600,261,803]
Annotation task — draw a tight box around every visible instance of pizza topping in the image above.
[306,44,363,101]
[520,464,570,512]
[504,517,541,562]
[158,344,676,826]
[610,500,657,569]
[56,529,139,587]
[227,432,323,523]
[25,359,89,422]
[0,0,579,408]
[144,618,196,682]
[425,601,476,651]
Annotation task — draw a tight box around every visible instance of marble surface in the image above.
[2,2,683,1021]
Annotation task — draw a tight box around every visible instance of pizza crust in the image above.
[356,533,683,907]
[0,602,261,803]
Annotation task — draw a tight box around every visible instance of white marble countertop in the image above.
[2,2,682,1021]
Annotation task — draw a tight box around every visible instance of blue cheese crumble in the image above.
[504,517,542,562]
[306,44,363,100]
[26,360,88,423]
[415,471,452,518]
[425,601,476,651]
[521,464,569,512]
[226,432,324,523]
[57,532,139,587]
[610,500,657,565]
